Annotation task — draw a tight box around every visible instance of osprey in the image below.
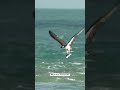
[49,28,84,58]
[85,4,120,55]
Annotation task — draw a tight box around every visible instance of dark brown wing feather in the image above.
[86,4,120,47]
[49,31,66,46]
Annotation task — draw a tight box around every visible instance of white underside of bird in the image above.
[65,45,72,58]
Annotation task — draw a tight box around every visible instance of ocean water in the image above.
[35,9,85,90]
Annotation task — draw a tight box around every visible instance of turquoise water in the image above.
[35,9,85,90]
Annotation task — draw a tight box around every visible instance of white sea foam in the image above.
[48,72,54,74]
[58,62,64,64]
[36,75,40,77]
[66,78,76,81]
[69,62,83,65]
[47,66,51,69]
[40,62,49,64]
[71,62,82,65]
[76,72,85,75]
[41,62,45,64]
[55,65,65,67]
[52,53,56,55]
[56,77,62,80]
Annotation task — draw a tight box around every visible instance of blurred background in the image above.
[86,0,120,89]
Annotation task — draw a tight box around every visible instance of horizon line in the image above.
[35,8,85,10]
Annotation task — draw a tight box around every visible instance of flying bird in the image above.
[85,4,120,55]
[49,28,84,58]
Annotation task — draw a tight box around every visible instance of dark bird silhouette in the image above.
[86,4,120,55]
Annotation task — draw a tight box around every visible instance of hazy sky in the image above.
[35,0,85,9]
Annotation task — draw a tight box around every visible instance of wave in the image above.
[76,72,85,75]
[66,78,76,81]
[69,62,83,65]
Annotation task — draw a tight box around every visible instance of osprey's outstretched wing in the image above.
[68,28,84,46]
[86,4,120,47]
[49,31,67,46]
